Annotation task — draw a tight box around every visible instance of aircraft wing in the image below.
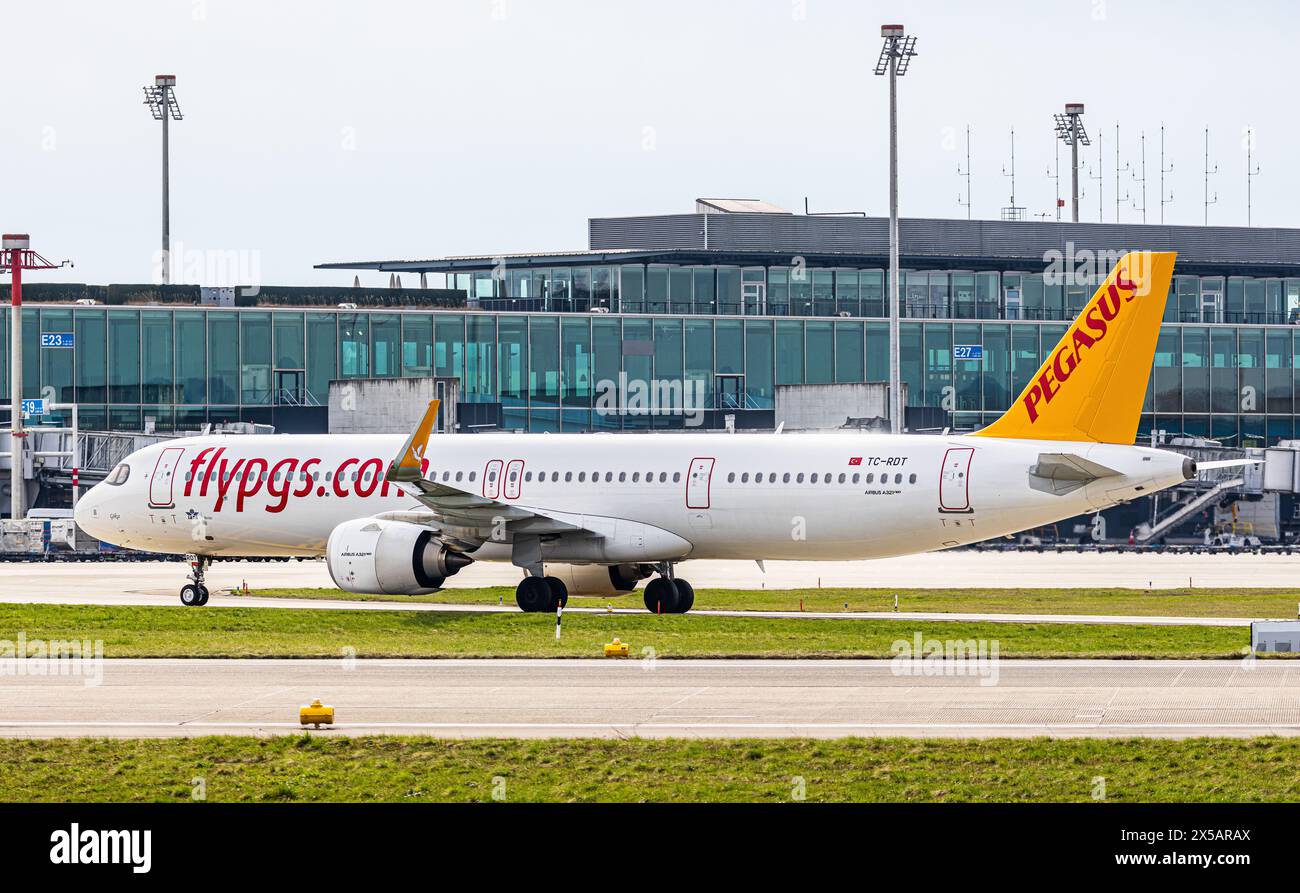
[383,400,585,545]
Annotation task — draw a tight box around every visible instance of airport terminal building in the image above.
[9,202,1300,447]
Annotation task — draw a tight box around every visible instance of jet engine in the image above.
[548,563,654,596]
[326,517,473,595]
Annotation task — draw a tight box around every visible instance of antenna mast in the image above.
[1159,123,1174,223]
[1000,127,1025,220]
[1047,138,1062,221]
[1114,123,1130,223]
[1131,130,1148,223]
[1246,127,1261,227]
[1087,128,1104,221]
[1203,126,1218,225]
[956,124,972,219]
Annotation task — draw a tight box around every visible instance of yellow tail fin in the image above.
[974,251,1176,444]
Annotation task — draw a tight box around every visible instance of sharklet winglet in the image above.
[386,399,440,484]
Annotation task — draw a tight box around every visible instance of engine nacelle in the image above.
[326,518,473,595]
[548,563,653,596]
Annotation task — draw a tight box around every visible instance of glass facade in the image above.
[462,264,1300,325]
[8,265,1300,446]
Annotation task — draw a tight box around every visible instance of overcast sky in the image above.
[3,0,1295,287]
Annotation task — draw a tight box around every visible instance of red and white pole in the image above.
[4,234,27,521]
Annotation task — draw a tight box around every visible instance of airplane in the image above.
[75,251,1224,613]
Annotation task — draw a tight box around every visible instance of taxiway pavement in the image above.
[0,658,1293,739]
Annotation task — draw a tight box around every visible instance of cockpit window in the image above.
[105,463,131,486]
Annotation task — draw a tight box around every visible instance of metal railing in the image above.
[274,386,321,407]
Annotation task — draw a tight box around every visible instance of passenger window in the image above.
[895,473,903,484]
[838,473,846,483]
[618,472,626,483]
[673,472,682,483]
[866,473,874,483]
[659,472,667,483]
[908,473,917,484]
[852,473,860,484]
[633,472,640,483]
[741,472,749,483]
[525,472,533,482]
[605,472,613,483]
[469,471,477,482]
[455,471,463,482]
[811,473,819,484]
[727,472,735,483]
[578,472,586,482]
[565,472,572,482]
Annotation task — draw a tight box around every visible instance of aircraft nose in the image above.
[74,485,104,535]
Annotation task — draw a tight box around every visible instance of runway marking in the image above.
[177,685,298,727]
[2,721,1299,731]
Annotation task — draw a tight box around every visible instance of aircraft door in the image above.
[149,447,186,509]
[686,457,715,509]
[939,447,974,513]
[503,459,524,500]
[483,459,503,499]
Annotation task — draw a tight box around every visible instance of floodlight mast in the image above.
[874,24,917,435]
[1053,103,1090,223]
[142,75,183,284]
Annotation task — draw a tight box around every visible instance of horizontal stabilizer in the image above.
[1030,452,1122,482]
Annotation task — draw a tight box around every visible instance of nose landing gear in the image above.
[180,555,211,606]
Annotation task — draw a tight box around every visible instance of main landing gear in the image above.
[515,574,569,613]
[180,554,211,607]
[643,565,694,614]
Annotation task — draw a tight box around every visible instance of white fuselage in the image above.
[74,431,1190,563]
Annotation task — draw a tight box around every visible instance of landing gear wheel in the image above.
[515,576,551,612]
[544,576,568,611]
[670,579,694,614]
[182,554,212,607]
[644,577,679,614]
